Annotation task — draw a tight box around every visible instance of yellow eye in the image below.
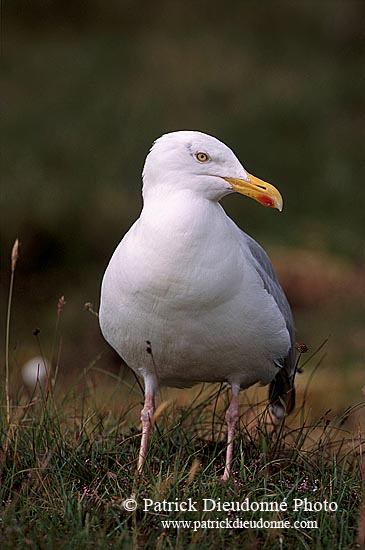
[196,151,210,163]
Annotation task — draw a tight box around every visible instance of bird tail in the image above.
[269,368,296,419]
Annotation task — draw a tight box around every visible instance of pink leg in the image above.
[137,391,155,472]
[222,384,240,481]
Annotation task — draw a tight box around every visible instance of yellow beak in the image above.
[223,173,283,212]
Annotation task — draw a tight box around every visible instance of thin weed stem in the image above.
[5,239,19,423]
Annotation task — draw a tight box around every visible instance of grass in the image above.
[0,372,363,549]
[1,254,364,549]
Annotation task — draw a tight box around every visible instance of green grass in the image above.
[1,361,363,549]
[1,255,364,548]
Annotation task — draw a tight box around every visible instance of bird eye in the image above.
[195,151,210,163]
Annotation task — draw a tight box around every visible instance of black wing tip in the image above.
[269,370,296,419]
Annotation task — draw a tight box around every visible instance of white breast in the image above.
[99,193,290,389]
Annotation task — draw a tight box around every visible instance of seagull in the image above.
[99,131,296,480]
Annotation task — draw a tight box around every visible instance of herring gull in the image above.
[99,131,295,480]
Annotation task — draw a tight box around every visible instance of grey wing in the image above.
[244,232,296,417]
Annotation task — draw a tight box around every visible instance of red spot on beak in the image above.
[258,195,274,207]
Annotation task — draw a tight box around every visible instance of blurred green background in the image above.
[1,0,364,417]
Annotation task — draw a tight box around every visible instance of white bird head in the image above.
[142,130,283,210]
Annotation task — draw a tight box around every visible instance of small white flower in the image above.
[21,356,48,391]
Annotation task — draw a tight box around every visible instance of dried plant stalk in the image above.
[5,239,20,422]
